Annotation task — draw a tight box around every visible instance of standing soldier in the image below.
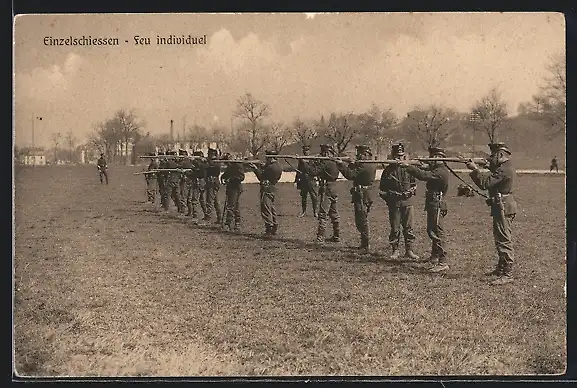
[177,149,189,213]
[164,151,184,213]
[336,145,377,253]
[157,152,169,210]
[466,142,518,285]
[550,156,559,172]
[204,148,222,224]
[295,145,318,218]
[399,147,450,272]
[220,153,246,232]
[145,153,159,204]
[186,151,208,223]
[97,153,109,184]
[379,142,419,260]
[248,151,283,236]
[302,144,341,244]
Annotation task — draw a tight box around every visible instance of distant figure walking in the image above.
[97,153,109,184]
[550,156,559,172]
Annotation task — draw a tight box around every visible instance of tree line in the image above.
[84,52,564,162]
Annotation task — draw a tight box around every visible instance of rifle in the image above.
[138,155,205,159]
[215,159,264,164]
[414,157,487,164]
[133,168,192,175]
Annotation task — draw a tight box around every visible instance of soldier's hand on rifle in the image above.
[398,161,410,168]
[465,160,478,171]
[379,191,387,200]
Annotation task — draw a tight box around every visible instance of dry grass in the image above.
[13,165,566,377]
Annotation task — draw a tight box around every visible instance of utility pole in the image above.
[183,115,187,149]
[170,119,174,142]
[469,112,480,157]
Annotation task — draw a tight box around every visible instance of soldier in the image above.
[336,145,377,253]
[220,153,245,232]
[97,153,108,184]
[164,151,184,213]
[145,153,159,204]
[466,142,518,285]
[186,151,208,223]
[157,152,169,210]
[177,149,189,212]
[302,144,341,244]
[295,145,318,217]
[379,142,419,260]
[204,148,222,224]
[550,156,559,172]
[399,147,450,272]
[248,151,283,236]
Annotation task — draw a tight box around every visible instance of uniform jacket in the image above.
[295,159,317,189]
[470,159,517,216]
[254,161,283,191]
[206,159,222,184]
[222,163,246,189]
[379,164,417,206]
[146,160,158,181]
[303,159,340,197]
[339,161,377,204]
[405,164,449,210]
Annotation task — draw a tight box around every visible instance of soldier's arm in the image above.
[469,165,505,190]
[337,162,358,181]
[379,169,389,191]
[405,165,442,183]
[252,165,264,181]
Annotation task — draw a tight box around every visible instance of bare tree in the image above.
[323,112,359,154]
[114,109,145,165]
[51,132,62,163]
[234,93,270,158]
[358,104,398,158]
[404,105,457,150]
[291,117,317,148]
[471,88,509,143]
[266,122,292,153]
[65,131,77,162]
[187,124,208,150]
[528,53,566,136]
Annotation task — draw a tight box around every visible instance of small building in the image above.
[19,154,46,166]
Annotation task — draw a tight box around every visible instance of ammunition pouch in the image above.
[488,193,517,217]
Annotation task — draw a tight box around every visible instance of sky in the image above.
[13,12,565,149]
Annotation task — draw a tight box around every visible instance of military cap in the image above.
[488,142,511,154]
[320,144,336,155]
[178,149,189,156]
[302,145,311,151]
[356,145,373,156]
[221,153,231,160]
[166,150,177,156]
[428,146,446,157]
[208,148,218,154]
[192,150,204,157]
[265,150,279,157]
[391,142,405,156]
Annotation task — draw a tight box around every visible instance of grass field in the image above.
[13,164,566,377]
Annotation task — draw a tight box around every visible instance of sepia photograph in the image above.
[13,12,566,377]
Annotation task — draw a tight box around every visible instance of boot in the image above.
[390,247,401,260]
[491,263,513,285]
[271,224,278,235]
[327,224,341,243]
[299,200,307,217]
[359,236,370,254]
[429,258,449,273]
[405,249,420,260]
[485,259,504,277]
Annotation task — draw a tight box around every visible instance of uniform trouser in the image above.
[352,191,372,247]
[146,178,157,203]
[387,203,416,251]
[493,213,515,275]
[166,180,183,212]
[205,182,221,221]
[317,184,340,238]
[179,179,187,211]
[158,178,168,209]
[99,170,108,184]
[299,184,318,213]
[426,205,446,262]
[186,181,206,218]
[260,186,277,229]
[225,184,243,228]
